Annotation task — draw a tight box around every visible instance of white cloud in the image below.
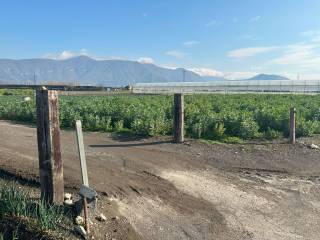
[228,46,278,58]
[270,43,320,68]
[42,50,128,61]
[43,49,89,60]
[206,20,222,27]
[294,73,320,80]
[182,41,199,47]
[160,64,178,70]
[95,55,128,61]
[301,30,320,42]
[250,65,263,71]
[250,16,261,22]
[301,30,320,37]
[189,68,224,77]
[224,71,258,80]
[137,57,154,64]
[165,50,186,59]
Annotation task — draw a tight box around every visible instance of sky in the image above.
[1,0,320,79]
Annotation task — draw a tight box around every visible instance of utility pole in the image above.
[34,72,37,86]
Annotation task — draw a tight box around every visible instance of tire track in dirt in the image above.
[160,169,320,240]
[1,121,320,240]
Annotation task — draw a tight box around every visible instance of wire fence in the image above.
[133,80,320,94]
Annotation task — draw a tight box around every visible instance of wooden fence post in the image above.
[173,93,184,143]
[290,107,296,144]
[36,89,64,204]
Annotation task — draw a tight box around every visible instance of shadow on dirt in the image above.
[111,133,149,142]
[0,169,39,187]
[89,140,172,148]
[90,133,172,148]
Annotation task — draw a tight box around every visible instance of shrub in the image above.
[210,122,225,139]
[264,127,283,140]
[223,136,244,144]
[114,120,124,131]
[296,119,316,137]
[190,122,203,139]
[239,118,260,139]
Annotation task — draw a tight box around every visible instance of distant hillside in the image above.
[247,74,289,80]
[0,57,291,86]
[0,56,209,87]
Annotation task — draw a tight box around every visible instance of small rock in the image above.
[64,193,72,200]
[101,191,109,197]
[96,213,107,222]
[309,143,320,149]
[75,216,84,226]
[197,152,201,156]
[64,199,73,206]
[111,216,119,221]
[23,96,31,102]
[75,225,86,237]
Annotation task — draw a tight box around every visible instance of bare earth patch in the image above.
[1,121,320,239]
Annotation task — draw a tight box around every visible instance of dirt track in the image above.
[1,120,320,240]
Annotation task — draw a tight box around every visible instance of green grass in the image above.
[0,182,69,237]
[200,136,244,145]
[0,89,34,96]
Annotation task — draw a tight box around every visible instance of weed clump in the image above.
[0,182,70,239]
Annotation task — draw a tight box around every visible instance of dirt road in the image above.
[1,120,320,240]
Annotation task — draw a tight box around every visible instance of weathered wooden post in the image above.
[173,93,184,143]
[36,89,64,204]
[290,107,296,144]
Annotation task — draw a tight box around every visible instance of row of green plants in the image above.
[1,93,320,141]
[0,89,34,96]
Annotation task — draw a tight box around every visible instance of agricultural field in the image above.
[2,90,320,239]
[1,90,320,141]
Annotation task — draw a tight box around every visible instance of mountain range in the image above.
[247,74,289,81]
[0,56,288,86]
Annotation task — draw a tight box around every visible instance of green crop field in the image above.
[1,90,320,142]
